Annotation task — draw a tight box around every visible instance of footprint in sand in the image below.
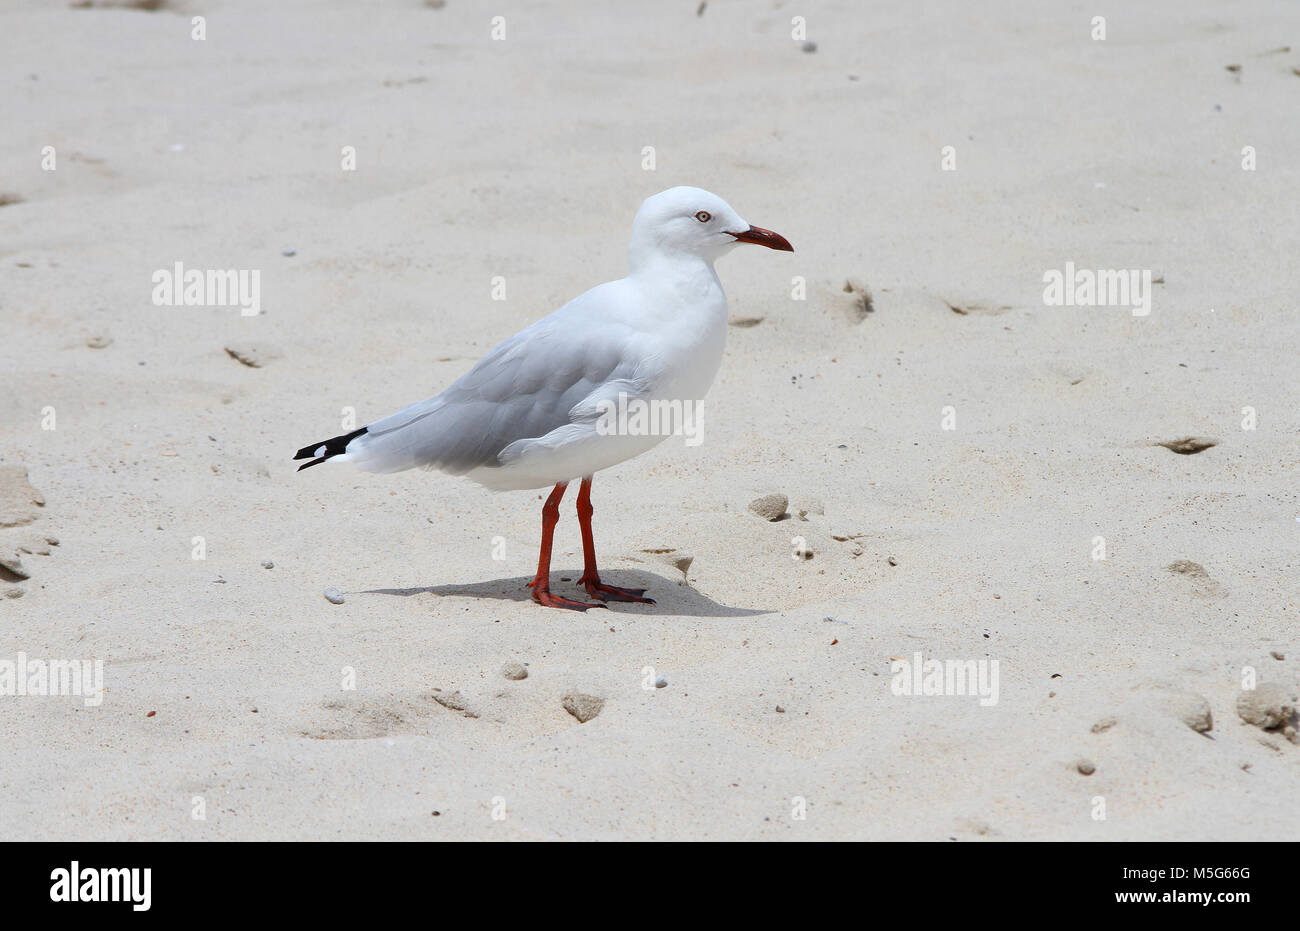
[299,692,453,740]
[1165,559,1226,599]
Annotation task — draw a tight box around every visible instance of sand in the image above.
[2,0,1298,840]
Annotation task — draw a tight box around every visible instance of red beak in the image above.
[730,225,794,252]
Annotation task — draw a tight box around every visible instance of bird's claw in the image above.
[581,579,655,604]
[530,588,607,611]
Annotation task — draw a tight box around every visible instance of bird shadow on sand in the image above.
[363,570,770,617]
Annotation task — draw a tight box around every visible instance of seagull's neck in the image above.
[628,250,724,304]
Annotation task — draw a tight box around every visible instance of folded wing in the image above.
[341,289,651,475]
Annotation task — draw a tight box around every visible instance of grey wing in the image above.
[343,309,644,475]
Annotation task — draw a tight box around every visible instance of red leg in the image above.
[576,476,655,604]
[528,482,602,611]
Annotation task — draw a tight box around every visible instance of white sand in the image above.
[2,0,1298,840]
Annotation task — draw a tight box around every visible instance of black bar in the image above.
[1,842,1281,917]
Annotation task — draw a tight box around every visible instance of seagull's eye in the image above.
[695,211,711,223]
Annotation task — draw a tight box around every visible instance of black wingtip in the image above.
[292,427,367,470]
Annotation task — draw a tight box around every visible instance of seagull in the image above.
[294,186,793,610]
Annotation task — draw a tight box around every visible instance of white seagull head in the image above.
[628,186,793,268]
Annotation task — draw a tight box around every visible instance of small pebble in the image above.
[801,40,817,53]
[1171,693,1213,734]
[1137,684,1214,734]
[502,662,528,681]
[0,553,29,580]
[261,560,274,569]
[1076,759,1096,776]
[1271,651,1285,660]
[1236,682,1296,730]
[654,676,668,689]
[748,493,788,521]
[887,556,897,567]
[1157,438,1217,455]
[281,249,297,257]
[323,586,344,605]
[562,693,604,723]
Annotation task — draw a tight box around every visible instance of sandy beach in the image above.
[2,0,1298,840]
